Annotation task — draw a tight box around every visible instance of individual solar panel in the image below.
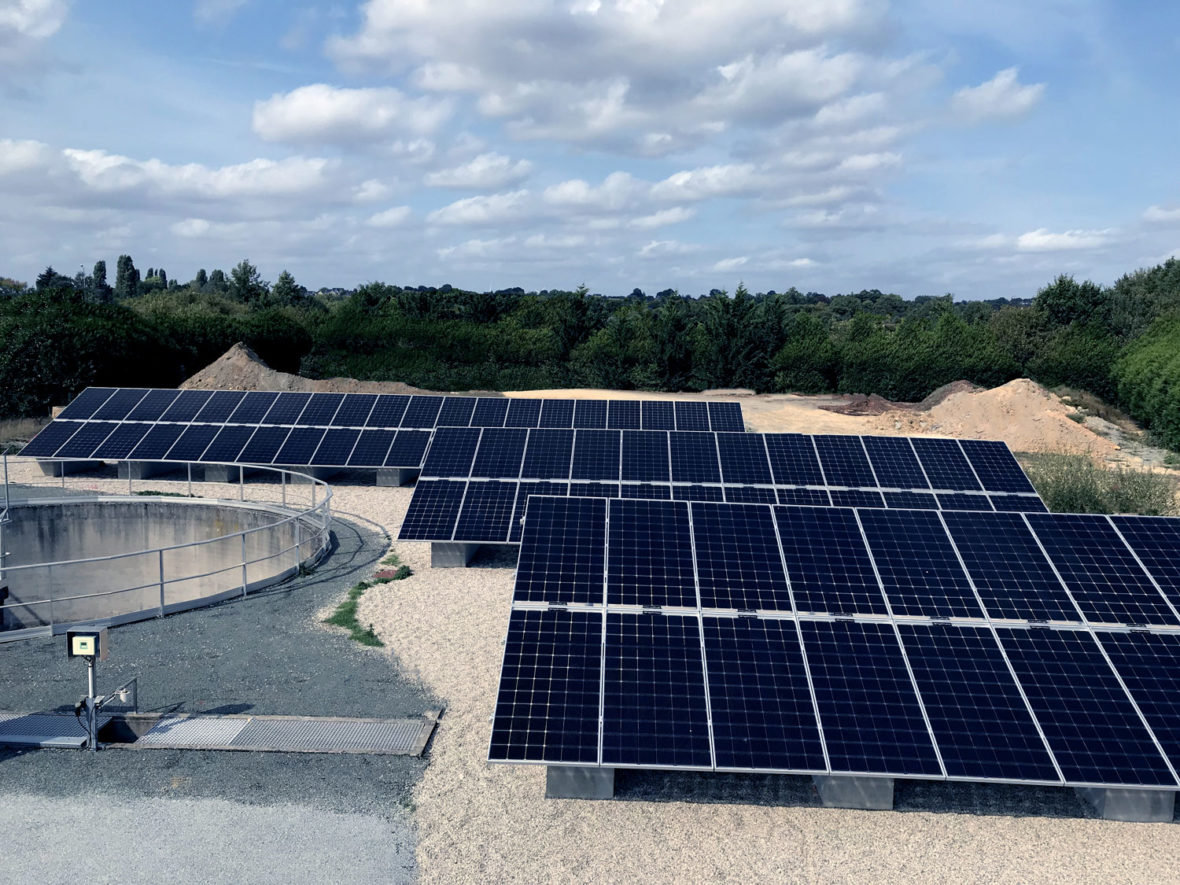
[508,482,569,543]
[716,434,772,485]
[775,506,886,615]
[505,398,543,428]
[669,432,719,483]
[693,502,790,611]
[513,496,606,604]
[366,394,410,428]
[813,436,877,488]
[672,484,724,502]
[199,425,256,463]
[160,389,214,422]
[399,479,468,541]
[641,400,675,430]
[385,430,431,467]
[941,511,1079,623]
[989,494,1047,513]
[311,428,361,466]
[488,608,602,764]
[1027,513,1178,627]
[164,424,219,461]
[400,395,445,428]
[897,623,1059,782]
[273,427,326,465]
[127,424,186,460]
[296,393,344,427]
[453,481,519,542]
[858,508,982,619]
[619,483,672,500]
[724,486,778,505]
[538,399,575,428]
[568,482,619,498]
[997,628,1175,786]
[883,491,938,510]
[520,429,574,479]
[436,396,477,427]
[960,439,1036,494]
[862,436,928,489]
[126,389,181,422]
[471,398,510,427]
[92,423,151,460]
[570,429,620,481]
[830,489,885,509]
[421,427,481,477]
[193,390,246,423]
[620,430,670,482]
[708,402,745,432]
[20,421,84,457]
[602,612,712,768]
[237,426,291,464]
[936,493,994,512]
[348,429,396,467]
[262,392,312,425]
[332,393,378,427]
[470,427,528,479]
[573,400,607,429]
[776,487,831,507]
[1097,631,1180,763]
[55,387,115,420]
[1113,516,1180,610]
[228,391,279,424]
[607,499,695,607]
[674,401,709,432]
[912,437,982,491]
[801,620,942,777]
[607,400,641,430]
[54,421,118,458]
[703,617,825,772]
[90,388,148,421]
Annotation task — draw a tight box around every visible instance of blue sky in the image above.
[2,0,1179,299]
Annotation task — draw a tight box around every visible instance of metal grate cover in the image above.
[0,711,110,749]
[134,716,248,748]
[131,714,434,755]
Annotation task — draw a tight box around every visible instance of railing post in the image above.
[128,463,133,495]
[158,549,166,616]
[46,563,54,631]
[282,470,287,507]
[187,463,192,498]
[239,465,244,501]
[3,451,9,514]
[241,533,247,597]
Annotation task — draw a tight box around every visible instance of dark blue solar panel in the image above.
[520,429,574,479]
[997,627,1175,786]
[568,481,619,498]
[883,491,938,510]
[774,506,886,615]
[830,489,885,508]
[693,502,790,611]
[619,483,672,500]
[707,402,745,432]
[716,434,772,484]
[273,427,326,465]
[227,391,277,424]
[937,493,994,512]
[488,608,602,764]
[436,396,476,427]
[164,425,219,461]
[348,429,396,467]
[672,484,724,502]
[366,394,410,428]
[776,487,831,507]
[641,400,675,430]
[199,425,255,463]
[989,494,1047,513]
[941,510,1079,623]
[607,498,695,607]
[607,400,641,429]
[193,390,246,423]
[160,389,213,422]
[801,620,942,777]
[514,496,606,604]
[262,392,312,425]
[538,399,575,428]
[674,401,709,432]
[126,389,181,422]
[508,482,569,543]
[311,428,360,466]
[669,432,719,483]
[385,430,430,467]
[470,428,528,478]
[1027,513,1178,627]
[724,487,778,504]
[91,389,148,421]
[505,398,542,428]
[1098,631,1180,765]
[912,437,982,491]
[571,429,620,481]
[453,481,519,542]
[960,439,1036,494]
[237,426,291,463]
[127,424,185,460]
[421,427,481,477]
[898,623,1059,782]
[858,508,982,619]
[296,393,344,426]
[400,395,445,428]
[703,617,825,772]
[602,613,712,768]
[471,398,509,427]
[54,421,117,458]
[20,421,84,457]
[1113,516,1180,611]
[573,400,607,429]
[56,387,115,420]
[862,436,928,488]
[621,430,670,482]
[399,479,467,541]
[813,435,877,487]
[92,423,152,459]
[332,393,378,427]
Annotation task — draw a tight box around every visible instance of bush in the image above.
[1019,453,1178,516]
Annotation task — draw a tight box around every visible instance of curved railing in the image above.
[0,455,332,642]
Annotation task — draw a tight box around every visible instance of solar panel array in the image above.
[490,496,1180,790]
[400,431,1045,543]
[20,387,745,469]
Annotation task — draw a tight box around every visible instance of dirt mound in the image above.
[916,379,982,410]
[821,393,897,416]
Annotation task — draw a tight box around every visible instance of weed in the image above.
[1068,413,1085,424]
[323,582,385,647]
[133,490,193,498]
[1019,453,1179,516]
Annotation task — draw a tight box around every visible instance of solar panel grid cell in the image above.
[193,390,246,423]
[454,481,520,542]
[669,432,720,483]
[164,425,220,462]
[883,491,938,510]
[505,398,543,427]
[862,436,929,488]
[296,393,344,426]
[619,482,672,500]
[569,481,620,498]
[1097,631,1180,764]
[262,392,312,425]
[607,499,695,607]
[20,421,84,457]
[573,400,607,429]
[311,428,361,466]
[692,502,790,611]
[471,428,529,478]
[160,389,213,422]
[91,389,149,421]
[471,398,509,427]
[200,425,256,463]
[607,400,641,429]
[641,400,675,430]
[620,430,670,482]
[128,424,186,460]
[399,479,467,541]
[508,482,569,542]
[764,434,826,486]
[912,438,982,491]
[225,391,276,424]
[960,439,1037,494]
[399,395,444,428]
[55,387,115,420]
[237,425,290,463]
[988,494,1047,513]
[774,506,886,615]
[538,399,575,428]
[92,423,152,459]
[708,402,746,432]
[366,395,410,428]
[672,484,724,502]
[936,493,994,512]
[1111,516,1180,609]
[126,389,181,422]
[436,397,476,427]
[520,428,574,479]
[776,487,831,507]
[273,427,326,465]
[348,429,396,467]
[813,436,877,488]
[716,433,772,484]
[513,496,605,604]
[570,429,620,481]
[52,421,116,458]
[385,430,431,467]
[332,394,378,427]
[421,427,481,477]
[674,401,709,432]
[830,489,885,509]
[724,486,778,505]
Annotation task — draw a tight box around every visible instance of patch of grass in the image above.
[323,581,384,647]
[1053,387,1140,431]
[373,564,413,584]
[380,551,403,567]
[1068,412,1085,424]
[1165,452,1180,469]
[1019,453,1179,516]
[133,490,194,498]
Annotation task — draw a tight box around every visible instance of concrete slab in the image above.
[117,461,175,480]
[37,460,102,477]
[1076,787,1176,822]
[377,468,418,487]
[201,464,254,483]
[546,766,615,799]
[431,543,480,568]
[813,775,894,810]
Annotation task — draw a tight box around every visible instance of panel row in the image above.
[508,497,1180,628]
[489,611,1180,790]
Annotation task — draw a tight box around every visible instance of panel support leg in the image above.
[813,775,894,810]
[1075,787,1175,822]
[431,543,480,568]
[546,766,614,799]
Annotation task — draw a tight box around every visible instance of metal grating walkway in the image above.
[0,711,111,749]
[129,714,435,755]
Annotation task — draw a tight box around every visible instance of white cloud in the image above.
[952,67,1045,123]
[171,217,211,237]
[0,138,52,174]
[437,236,517,261]
[367,205,412,227]
[713,256,749,272]
[1144,205,1180,224]
[424,152,532,189]
[0,0,67,38]
[427,189,532,226]
[253,84,452,144]
[1015,227,1114,252]
[639,240,700,258]
[353,179,392,203]
[628,207,695,229]
[193,0,248,27]
[543,172,643,210]
[651,164,762,201]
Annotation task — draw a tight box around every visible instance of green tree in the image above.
[92,260,112,301]
[269,270,303,306]
[114,254,139,299]
[1034,274,1111,327]
[772,312,838,393]
[228,259,267,304]
[194,268,208,289]
[207,269,228,294]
